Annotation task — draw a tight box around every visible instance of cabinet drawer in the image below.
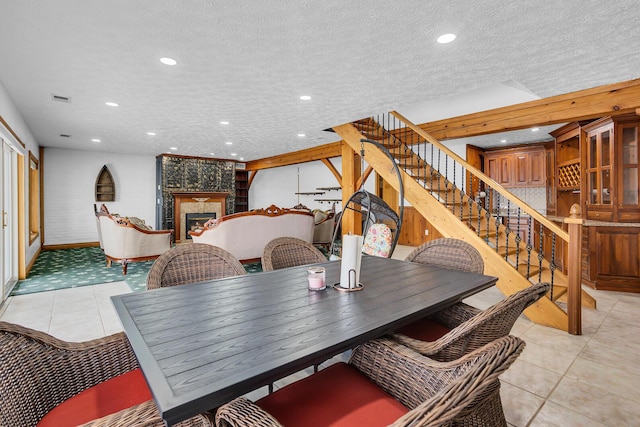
[587,210,614,221]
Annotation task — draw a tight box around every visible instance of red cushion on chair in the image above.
[256,362,408,427]
[396,317,452,342]
[38,368,152,427]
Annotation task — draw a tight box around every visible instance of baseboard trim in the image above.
[43,242,101,251]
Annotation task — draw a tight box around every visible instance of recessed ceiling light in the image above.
[299,95,311,101]
[500,139,507,143]
[230,153,237,156]
[210,152,215,156]
[531,127,540,132]
[437,33,456,44]
[147,132,156,136]
[239,157,244,161]
[225,141,233,145]
[220,121,229,125]
[297,133,306,137]
[105,101,118,107]
[170,147,178,151]
[91,138,101,142]
[160,57,177,65]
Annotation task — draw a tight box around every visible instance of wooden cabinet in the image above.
[545,144,557,216]
[513,150,545,187]
[486,154,514,187]
[582,225,640,292]
[583,116,640,222]
[550,122,583,217]
[235,168,249,213]
[485,147,546,188]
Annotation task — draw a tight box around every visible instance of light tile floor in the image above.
[1,245,639,426]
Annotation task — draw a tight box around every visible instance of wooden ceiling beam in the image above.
[245,141,342,171]
[417,78,640,140]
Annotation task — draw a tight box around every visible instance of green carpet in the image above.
[11,247,264,296]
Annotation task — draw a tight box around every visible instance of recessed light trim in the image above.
[230,153,237,156]
[170,147,178,151]
[225,141,233,145]
[531,127,540,132]
[437,33,456,44]
[105,101,119,107]
[160,57,177,65]
[297,133,306,137]
[220,121,229,125]
[299,95,311,101]
[500,139,507,143]
[91,138,101,142]
[147,132,156,136]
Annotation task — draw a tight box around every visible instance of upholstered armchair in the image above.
[98,213,172,274]
[312,208,336,248]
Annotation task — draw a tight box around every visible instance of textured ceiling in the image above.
[1,0,639,160]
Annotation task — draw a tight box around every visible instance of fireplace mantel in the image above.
[173,192,229,242]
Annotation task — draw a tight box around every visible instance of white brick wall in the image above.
[43,148,156,245]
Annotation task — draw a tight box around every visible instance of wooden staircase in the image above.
[333,116,596,332]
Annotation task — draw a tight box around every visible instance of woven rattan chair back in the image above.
[215,335,525,427]
[0,321,214,427]
[393,282,550,362]
[261,237,327,271]
[147,243,246,289]
[389,335,525,427]
[405,237,484,274]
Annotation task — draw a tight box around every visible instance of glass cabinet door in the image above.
[621,125,639,206]
[586,125,613,206]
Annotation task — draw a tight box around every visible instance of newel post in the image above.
[564,204,583,335]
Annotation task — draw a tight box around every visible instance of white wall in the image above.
[0,81,40,266]
[249,158,376,212]
[43,148,156,245]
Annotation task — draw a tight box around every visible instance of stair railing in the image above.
[355,112,572,302]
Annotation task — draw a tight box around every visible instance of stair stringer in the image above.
[334,122,569,331]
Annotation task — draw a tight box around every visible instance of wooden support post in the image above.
[565,204,583,335]
[340,142,361,236]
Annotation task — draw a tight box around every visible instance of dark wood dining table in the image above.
[111,255,498,426]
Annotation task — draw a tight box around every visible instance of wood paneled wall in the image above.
[398,206,443,246]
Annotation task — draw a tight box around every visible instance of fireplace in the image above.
[185,212,216,239]
[173,192,229,242]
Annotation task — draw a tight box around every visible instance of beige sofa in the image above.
[96,208,172,274]
[189,204,314,262]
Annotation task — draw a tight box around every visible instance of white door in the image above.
[1,140,17,301]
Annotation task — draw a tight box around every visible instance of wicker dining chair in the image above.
[405,237,485,273]
[261,236,327,271]
[392,282,550,362]
[215,335,525,427]
[147,243,246,289]
[0,321,214,427]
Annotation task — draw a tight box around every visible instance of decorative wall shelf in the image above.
[95,165,115,202]
[316,186,341,191]
[295,192,325,195]
[314,199,342,203]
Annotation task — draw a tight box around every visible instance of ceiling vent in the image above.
[51,94,71,103]
[59,134,71,138]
